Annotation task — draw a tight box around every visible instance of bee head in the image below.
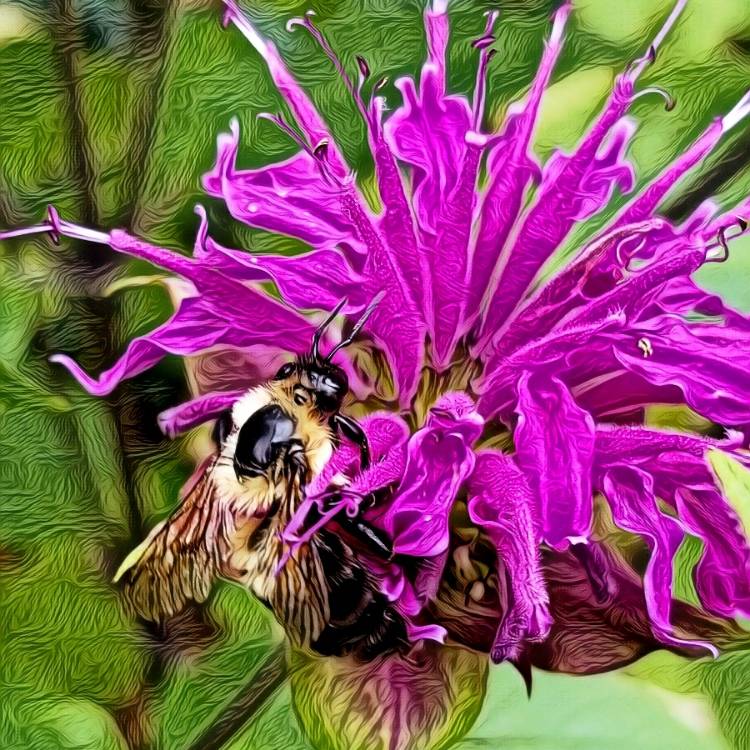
[273,358,349,414]
[272,295,382,415]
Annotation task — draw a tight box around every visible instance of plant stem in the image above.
[49,0,147,543]
[45,7,187,749]
[124,0,177,229]
[50,0,99,229]
[184,645,289,750]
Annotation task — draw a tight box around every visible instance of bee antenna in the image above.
[324,291,384,363]
[311,297,348,361]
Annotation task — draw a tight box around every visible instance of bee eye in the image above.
[274,363,295,380]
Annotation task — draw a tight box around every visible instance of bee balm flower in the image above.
[4,0,750,746]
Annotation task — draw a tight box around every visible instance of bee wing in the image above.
[114,457,231,621]
[271,539,331,646]
[267,464,331,646]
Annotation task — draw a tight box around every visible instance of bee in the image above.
[115,298,407,661]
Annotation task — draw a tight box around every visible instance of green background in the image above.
[2,0,750,748]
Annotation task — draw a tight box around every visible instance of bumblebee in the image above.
[115,298,407,661]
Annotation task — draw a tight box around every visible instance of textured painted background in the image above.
[2,1,750,748]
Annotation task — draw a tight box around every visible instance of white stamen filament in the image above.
[722,90,750,132]
[222,0,268,56]
[549,3,572,48]
[628,0,688,81]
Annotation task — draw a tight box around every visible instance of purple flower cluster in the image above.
[5,0,750,666]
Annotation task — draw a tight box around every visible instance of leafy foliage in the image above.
[2,1,750,748]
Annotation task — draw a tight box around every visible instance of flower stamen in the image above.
[471,9,499,130]
[631,86,675,111]
[257,111,312,153]
[706,217,749,262]
[0,204,108,246]
[288,10,370,123]
[625,0,687,82]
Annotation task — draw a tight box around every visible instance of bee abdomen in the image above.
[312,530,408,661]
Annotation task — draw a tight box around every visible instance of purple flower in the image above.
[5,0,750,745]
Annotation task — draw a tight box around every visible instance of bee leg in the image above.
[356,483,396,512]
[212,408,234,448]
[338,514,393,560]
[318,491,393,560]
[332,413,370,469]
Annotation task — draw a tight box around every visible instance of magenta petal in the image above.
[383,2,479,364]
[478,116,636,348]
[255,248,364,312]
[654,277,749,324]
[158,390,244,438]
[515,372,595,548]
[406,622,447,644]
[50,297,232,397]
[191,207,268,283]
[385,6,472,237]
[467,5,570,326]
[216,245,364,313]
[467,450,551,662]
[203,121,363,251]
[192,207,365,312]
[595,426,750,620]
[428,141,482,367]
[383,393,483,557]
[51,286,313,397]
[332,192,426,405]
[675,486,750,619]
[491,220,674,360]
[221,1,349,179]
[109,229,317,346]
[595,424,743,464]
[602,465,701,649]
[351,443,408,501]
[372,137,431,329]
[478,312,625,421]
[614,318,750,426]
[565,238,706,328]
[364,284,425,407]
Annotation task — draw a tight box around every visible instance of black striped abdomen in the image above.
[311,530,408,661]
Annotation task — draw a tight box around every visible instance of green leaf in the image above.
[2,691,130,750]
[698,651,750,750]
[290,645,487,750]
[224,684,310,750]
[460,664,728,750]
[708,449,750,541]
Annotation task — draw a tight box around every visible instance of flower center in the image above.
[410,342,483,430]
